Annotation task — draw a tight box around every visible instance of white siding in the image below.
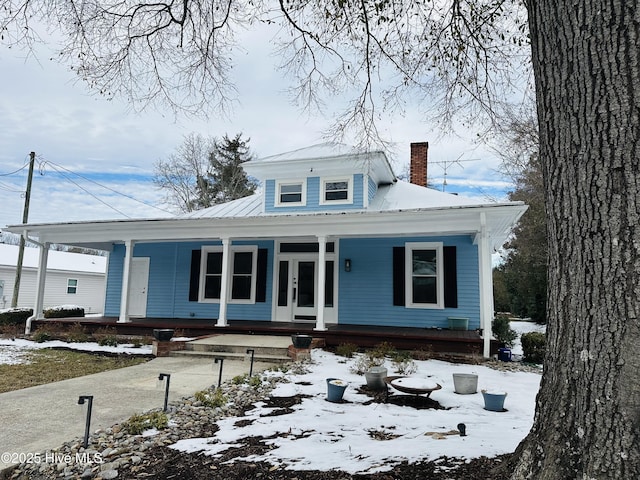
[0,266,105,314]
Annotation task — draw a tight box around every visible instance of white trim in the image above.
[319,176,353,205]
[66,278,78,294]
[199,244,258,304]
[275,179,307,207]
[405,242,444,309]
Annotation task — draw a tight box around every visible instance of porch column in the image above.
[216,238,231,327]
[314,235,327,331]
[25,242,50,334]
[477,213,494,358]
[118,239,134,323]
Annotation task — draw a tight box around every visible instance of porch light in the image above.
[344,258,351,272]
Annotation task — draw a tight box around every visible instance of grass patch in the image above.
[0,349,150,394]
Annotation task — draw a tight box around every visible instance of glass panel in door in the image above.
[297,261,315,308]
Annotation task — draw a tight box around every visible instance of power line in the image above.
[0,159,31,176]
[39,160,173,215]
[43,163,132,218]
[0,181,23,193]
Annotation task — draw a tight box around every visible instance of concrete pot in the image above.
[452,373,478,394]
[326,378,348,402]
[291,334,313,349]
[365,366,388,390]
[153,329,174,341]
[482,390,508,411]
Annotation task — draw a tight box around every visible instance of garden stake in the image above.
[77,395,93,448]
[158,373,171,412]
[214,357,224,388]
[246,349,255,377]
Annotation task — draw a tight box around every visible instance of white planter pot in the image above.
[452,373,478,394]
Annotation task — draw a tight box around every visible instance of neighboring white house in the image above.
[0,244,107,314]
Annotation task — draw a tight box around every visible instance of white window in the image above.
[405,242,444,309]
[276,180,306,206]
[199,246,258,303]
[67,278,78,294]
[320,177,352,205]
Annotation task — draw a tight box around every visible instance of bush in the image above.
[32,330,52,343]
[0,308,33,326]
[335,343,359,358]
[123,411,168,435]
[93,326,118,346]
[521,331,546,364]
[65,323,91,343]
[43,306,85,319]
[194,388,227,408]
[492,316,517,347]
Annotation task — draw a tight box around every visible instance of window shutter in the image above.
[443,246,458,308]
[189,250,201,302]
[393,247,405,306]
[256,248,268,302]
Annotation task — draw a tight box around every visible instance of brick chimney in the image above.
[410,142,429,187]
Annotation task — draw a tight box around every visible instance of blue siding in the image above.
[265,174,364,212]
[105,240,274,321]
[337,236,481,329]
[105,235,481,329]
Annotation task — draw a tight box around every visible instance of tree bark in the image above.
[508,1,640,478]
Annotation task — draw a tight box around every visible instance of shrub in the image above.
[350,351,386,375]
[521,331,546,364]
[93,326,118,346]
[0,308,33,326]
[32,330,52,343]
[65,323,91,343]
[371,341,396,358]
[335,343,359,358]
[43,306,85,319]
[194,388,227,408]
[492,316,517,347]
[123,411,168,435]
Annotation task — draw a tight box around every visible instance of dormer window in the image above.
[276,180,306,206]
[321,177,352,205]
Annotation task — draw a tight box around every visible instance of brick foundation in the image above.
[152,340,186,357]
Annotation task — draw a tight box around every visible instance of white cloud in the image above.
[0,25,512,229]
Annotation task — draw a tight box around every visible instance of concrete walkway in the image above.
[0,355,277,473]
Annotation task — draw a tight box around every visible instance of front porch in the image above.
[29,317,500,358]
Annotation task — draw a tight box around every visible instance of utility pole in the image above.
[11,152,35,308]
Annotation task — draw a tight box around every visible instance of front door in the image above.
[293,259,317,320]
[128,257,149,317]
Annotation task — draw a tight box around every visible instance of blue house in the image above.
[5,142,526,357]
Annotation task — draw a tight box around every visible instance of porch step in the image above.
[170,350,291,363]
[169,334,293,364]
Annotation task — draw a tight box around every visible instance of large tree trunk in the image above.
[507,1,640,478]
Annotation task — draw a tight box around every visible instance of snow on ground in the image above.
[172,349,542,474]
[0,338,152,365]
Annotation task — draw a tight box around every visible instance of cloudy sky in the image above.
[0,23,512,231]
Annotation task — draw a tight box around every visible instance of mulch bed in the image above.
[119,391,510,479]
[119,446,509,479]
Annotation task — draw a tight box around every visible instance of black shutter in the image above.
[393,247,405,306]
[189,250,201,302]
[443,246,458,308]
[256,248,268,302]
